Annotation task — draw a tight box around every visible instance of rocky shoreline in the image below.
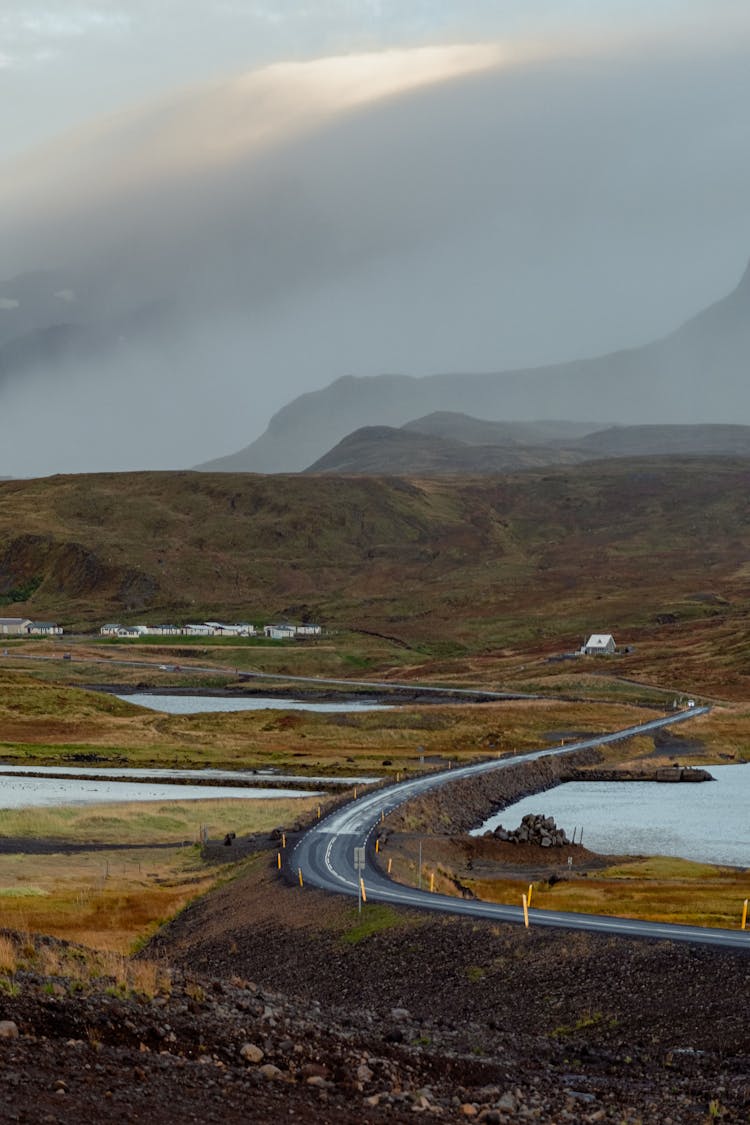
[562,764,714,783]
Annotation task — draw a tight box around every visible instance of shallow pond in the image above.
[116,693,390,714]
[0,766,378,786]
[0,776,319,809]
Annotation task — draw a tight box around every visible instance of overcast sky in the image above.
[1,1,740,160]
[1,2,750,475]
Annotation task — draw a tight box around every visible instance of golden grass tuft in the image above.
[1,933,171,997]
[0,935,18,974]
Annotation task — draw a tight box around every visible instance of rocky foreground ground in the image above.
[1,843,749,1123]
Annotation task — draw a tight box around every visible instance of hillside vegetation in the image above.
[0,461,749,692]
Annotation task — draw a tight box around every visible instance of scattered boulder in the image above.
[239,1042,264,1064]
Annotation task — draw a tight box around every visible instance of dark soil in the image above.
[1,844,749,1122]
[143,852,750,1123]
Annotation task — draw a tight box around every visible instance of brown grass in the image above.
[0,932,171,997]
[0,796,322,844]
[1,462,750,700]
[0,844,242,952]
[461,862,750,929]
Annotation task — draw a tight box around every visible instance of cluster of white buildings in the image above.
[0,616,323,640]
[99,620,322,640]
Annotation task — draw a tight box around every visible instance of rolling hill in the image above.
[306,419,750,475]
[304,425,592,475]
[1,464,749,684]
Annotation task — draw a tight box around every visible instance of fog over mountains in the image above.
[200,258,750,472]
[1,32,750,477]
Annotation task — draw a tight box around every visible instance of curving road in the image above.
[292,706,750,950]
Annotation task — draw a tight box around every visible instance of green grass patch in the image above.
[465,964,486,983]
[0,885,48,897]
[602,857,723,880]
[340,903,406,945]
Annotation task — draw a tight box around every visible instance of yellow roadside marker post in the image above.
[528,883,533,907]
[381,809,385,824]
[430,871,435,893]
[277,852,281,870]
[317,805,321,819]
[354,787,357,799]
[281,833,286,848]
[375,838,379,854]
[742,899,748,930]
[522,893,529,929]
[354,845,366,914]
[298,867,304,887]
[387,857,393,875]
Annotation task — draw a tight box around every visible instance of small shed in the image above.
[264,624,296,640]
[583,633,616,656]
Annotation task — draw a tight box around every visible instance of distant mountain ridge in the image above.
[305,420,750,475]
[197,258,750,473]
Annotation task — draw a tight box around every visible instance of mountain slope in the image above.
[1,463,749,683]
[198,259,750,473]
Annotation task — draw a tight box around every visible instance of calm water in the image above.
[116,693,390,714]
[0,776,319,809]
[474,764,750,867]
[0,766,379,786]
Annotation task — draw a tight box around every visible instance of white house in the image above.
[295,624,322,637]
[0,617,32,636]
[100,624,122,636]
[582,633,617,656]
[26,621,63,636]
[116,627,141,638]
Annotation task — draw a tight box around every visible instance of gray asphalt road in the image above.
[292,707,750,950]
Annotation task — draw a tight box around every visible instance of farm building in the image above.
[27,621,63,636]
[0,617,32,636]
[264,624,297,640]
[582,633,616,655]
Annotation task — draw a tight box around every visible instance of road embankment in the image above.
[385,746,602,835]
